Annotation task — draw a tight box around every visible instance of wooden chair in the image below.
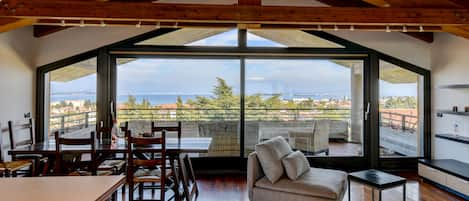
[96,122,126,175]
[8,118,48,176]
[127,130,173,201]
[151,122,182,139]
[0,123,33,177]
[54,131,111,176]
[178,153,199,201]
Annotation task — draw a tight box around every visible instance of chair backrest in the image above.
[8,118,35,149]
[151,121,181,139]
[96,121,112,141]
[54,131,96,166]
[127,129,167,184]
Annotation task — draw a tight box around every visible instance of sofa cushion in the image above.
[255,167,347,200]
[282,151,310,180]
[255,136,293,183]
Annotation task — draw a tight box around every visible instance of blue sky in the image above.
[50,29,418,99]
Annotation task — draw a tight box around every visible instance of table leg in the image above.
[371,187,374,201]
[378,189,382,201]
[348,178,351,201]
[169,154,181,201]
[403,183,406,201]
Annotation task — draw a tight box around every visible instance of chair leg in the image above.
[138,183,144,201]
[129,182,134,201]
[161,185,165,201]
[42,160,50,176]
[121,184,126,201]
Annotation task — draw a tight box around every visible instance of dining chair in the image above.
[0,123,33,177]
[127,130,173,201]
[54,131,112,176]
[8,118,48,176]
[96,122,126,175]
[151,121,182,139]
[178,153,199,201]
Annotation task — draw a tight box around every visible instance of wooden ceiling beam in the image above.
[2,2,469,25]
[447,0,469,8]
[442,26,469,39]
[361,0,390,7]
[238,0,261,5]
[0,18,36,33]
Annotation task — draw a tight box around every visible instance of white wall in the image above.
[0,27,37,149]
[35,27,153,66]
[431,32,469,163]
[331,31,432,70]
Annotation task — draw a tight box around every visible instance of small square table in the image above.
[348,169,406,201]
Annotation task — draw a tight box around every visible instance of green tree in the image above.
[125,95,137,107]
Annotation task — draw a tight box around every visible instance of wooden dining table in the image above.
[8,136,212,201]
[0,175,126,201]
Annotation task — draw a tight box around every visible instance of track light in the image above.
[100,20,106,27]
[136,21,142,28]
[402,25,407,32]
[419,25,424,32]
[173,22,178,28]
[334,24,339,31]
[60,19,66,27]
[155,21,161,29]
[349,25,355,31]
[386,25,391,32]
[317,24,322,31]
[79,20,85,27]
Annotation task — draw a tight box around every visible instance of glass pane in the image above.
[45,58,97,138]
[244,59,364,157]
[247,29,345,48]
[116,58,240,157]
[136,28,238,46]
[379,60,424,157]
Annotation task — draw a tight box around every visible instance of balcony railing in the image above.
[379,111,417,133]
[48,108,418,134]
[49,111,96,134]
[117,108,351,122]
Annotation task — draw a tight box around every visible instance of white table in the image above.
[0,176,125,201]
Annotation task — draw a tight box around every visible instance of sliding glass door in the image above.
[115,58,241,157]
[244,59,365,157]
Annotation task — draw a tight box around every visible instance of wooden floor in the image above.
[119,172,464,201]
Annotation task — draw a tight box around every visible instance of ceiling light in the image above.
[350,25,355,31]
[136,21,142,28]
[173,22,178,28]
[334,24,339,31]
[317,24,322,31]
[402,25,407,32]
[79,20,85,27]
[386,26,391,32]
[100,20,106,27]
[60,19,66,27]
[419,25,424,32]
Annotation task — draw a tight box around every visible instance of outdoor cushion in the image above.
[255,136,293,183]
[282,151,310,180]
[255,167,347,200]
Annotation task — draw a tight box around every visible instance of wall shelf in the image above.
[438,84,469,89]
[437,110,469,117]
[436,134,469,145]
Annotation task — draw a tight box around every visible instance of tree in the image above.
[125,95,137,108]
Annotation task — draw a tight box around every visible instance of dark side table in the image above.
[348,169,406,201]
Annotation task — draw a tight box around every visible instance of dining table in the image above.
[8,135,212,201]
[0,175,126,201]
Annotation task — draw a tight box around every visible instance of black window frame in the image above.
[35,28,431,171]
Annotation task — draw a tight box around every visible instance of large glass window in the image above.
[244,59,364,157]
[379,60,424,157]
[44,58,97,138]
[116,58,240,157]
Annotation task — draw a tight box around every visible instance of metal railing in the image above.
[379,111,418,133]
[116,108,351,122]
[49,111,96,134]
[47,109,418,134]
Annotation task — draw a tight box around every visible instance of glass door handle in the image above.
[365,102,370,121]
